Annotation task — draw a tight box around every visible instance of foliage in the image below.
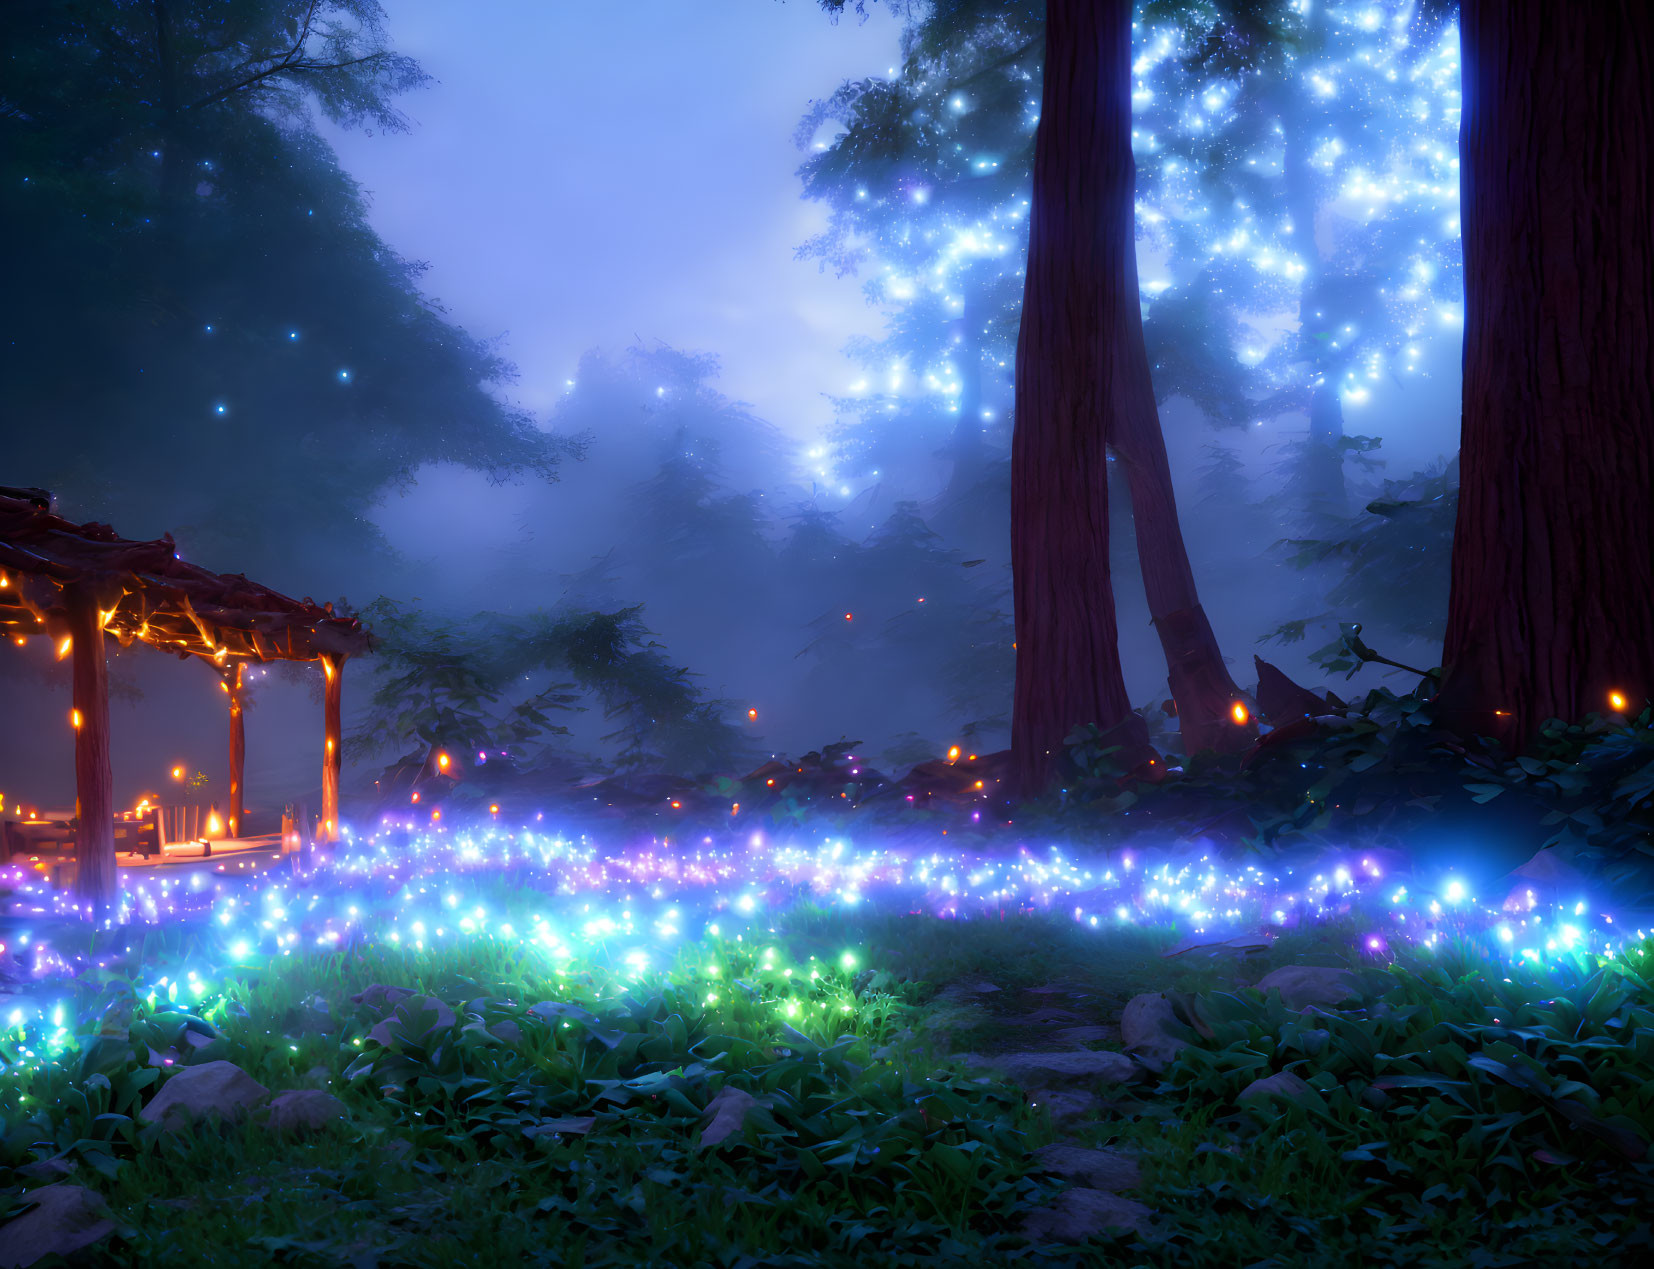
[351,597,755,778]
[3,897,1652,1264]
[799,0,1464,506]
[0,0,568,586]
[1270,461,1459,653]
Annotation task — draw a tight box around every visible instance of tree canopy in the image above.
[0,0,570,592]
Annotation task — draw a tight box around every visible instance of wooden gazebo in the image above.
[0,487,373,912]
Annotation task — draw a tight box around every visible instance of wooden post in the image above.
[226,661,245,837]
[321,654,344,843]
[67,588,116,915]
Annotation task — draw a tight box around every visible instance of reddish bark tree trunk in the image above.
[68,589,117,915]
[1109,249,1251,752]
[1010,0,1150,799]
[226,661,245,837]
[1438,0,1654,745]
[321,654,344,842]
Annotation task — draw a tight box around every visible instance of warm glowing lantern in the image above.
[171,765,185,781]
[1608,689,1629,713]
[436,752,451,772]
[489,804,500,815]
[1231,701,1250,725]
[204,807,225,838]
[947,746,961,763]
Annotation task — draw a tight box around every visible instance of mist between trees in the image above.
[0,0,1463,803]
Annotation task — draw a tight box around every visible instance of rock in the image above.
[935,976,1001,1001]
[1022,1186,1151,1243]
[972,1049,1137,1085]
[350,984,416,1013]
[1120,993,1196,1073]
[264,1090,347,1137]
[1052,1025,1114,1045]
[141,1060,269,1132]
[0,1185,115,1267]
[1032,1144,1140,1191]
[15,1156,75,1182]
[1025,1088,1100,1123]
[1254,966,1361,1011]
[1163,932,1273,960]
[366,995,456,1048]
[1237,1071,1316,1104]
[697,1086,760,1149]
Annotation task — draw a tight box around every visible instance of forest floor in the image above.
[3,810,1653,1267]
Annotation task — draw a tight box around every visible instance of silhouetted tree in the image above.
[0,0,566,589]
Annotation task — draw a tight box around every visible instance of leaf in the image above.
[1465,783,1506,803]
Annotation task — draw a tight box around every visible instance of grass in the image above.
[3,897,1654,1266]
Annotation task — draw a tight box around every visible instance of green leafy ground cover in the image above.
[4,904,1652,1266]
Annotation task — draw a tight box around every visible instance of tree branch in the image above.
[946,35,1042,94]
[187,51,388,113]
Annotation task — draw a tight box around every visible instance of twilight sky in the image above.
[328,0,1459,567]
[323,0,903,439]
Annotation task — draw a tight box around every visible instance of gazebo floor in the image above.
[13,834,295,888]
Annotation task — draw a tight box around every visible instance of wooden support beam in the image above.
[67,588,116,915]
[321,654,344,843]
[226,661,245,836]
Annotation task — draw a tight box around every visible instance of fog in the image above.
[1,1,1464,828]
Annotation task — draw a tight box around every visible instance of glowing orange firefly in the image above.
[1230,701,1250,725]
[1608,689,1629,712]
[748,708,757,721]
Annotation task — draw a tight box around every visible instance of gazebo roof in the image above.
[0,487,373,663]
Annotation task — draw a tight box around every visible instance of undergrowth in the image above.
[3,900,1652,1266]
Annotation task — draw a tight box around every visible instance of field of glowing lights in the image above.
[1,801,1652,1266]
[3,812,1647,1067]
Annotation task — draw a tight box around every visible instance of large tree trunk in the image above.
[1010,0,1148,799]
[68,589,117,915]
[1438,0,1654,745]
[1106,113,1251,755]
